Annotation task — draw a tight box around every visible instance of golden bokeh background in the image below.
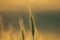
[0,0,60,12]
[0,0,60,40]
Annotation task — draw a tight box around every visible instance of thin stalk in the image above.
[28,4,35,40]
[22,30,24,40]
[31,16,35,40]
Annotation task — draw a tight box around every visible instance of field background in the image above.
[0,0,60,40]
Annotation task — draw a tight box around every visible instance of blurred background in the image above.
[0,0,60,40]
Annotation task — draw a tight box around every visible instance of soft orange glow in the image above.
[0,0,60,11]
[0,0,60,40]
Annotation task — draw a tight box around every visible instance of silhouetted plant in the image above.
[22,30,24,40]
[31,16,35,40]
